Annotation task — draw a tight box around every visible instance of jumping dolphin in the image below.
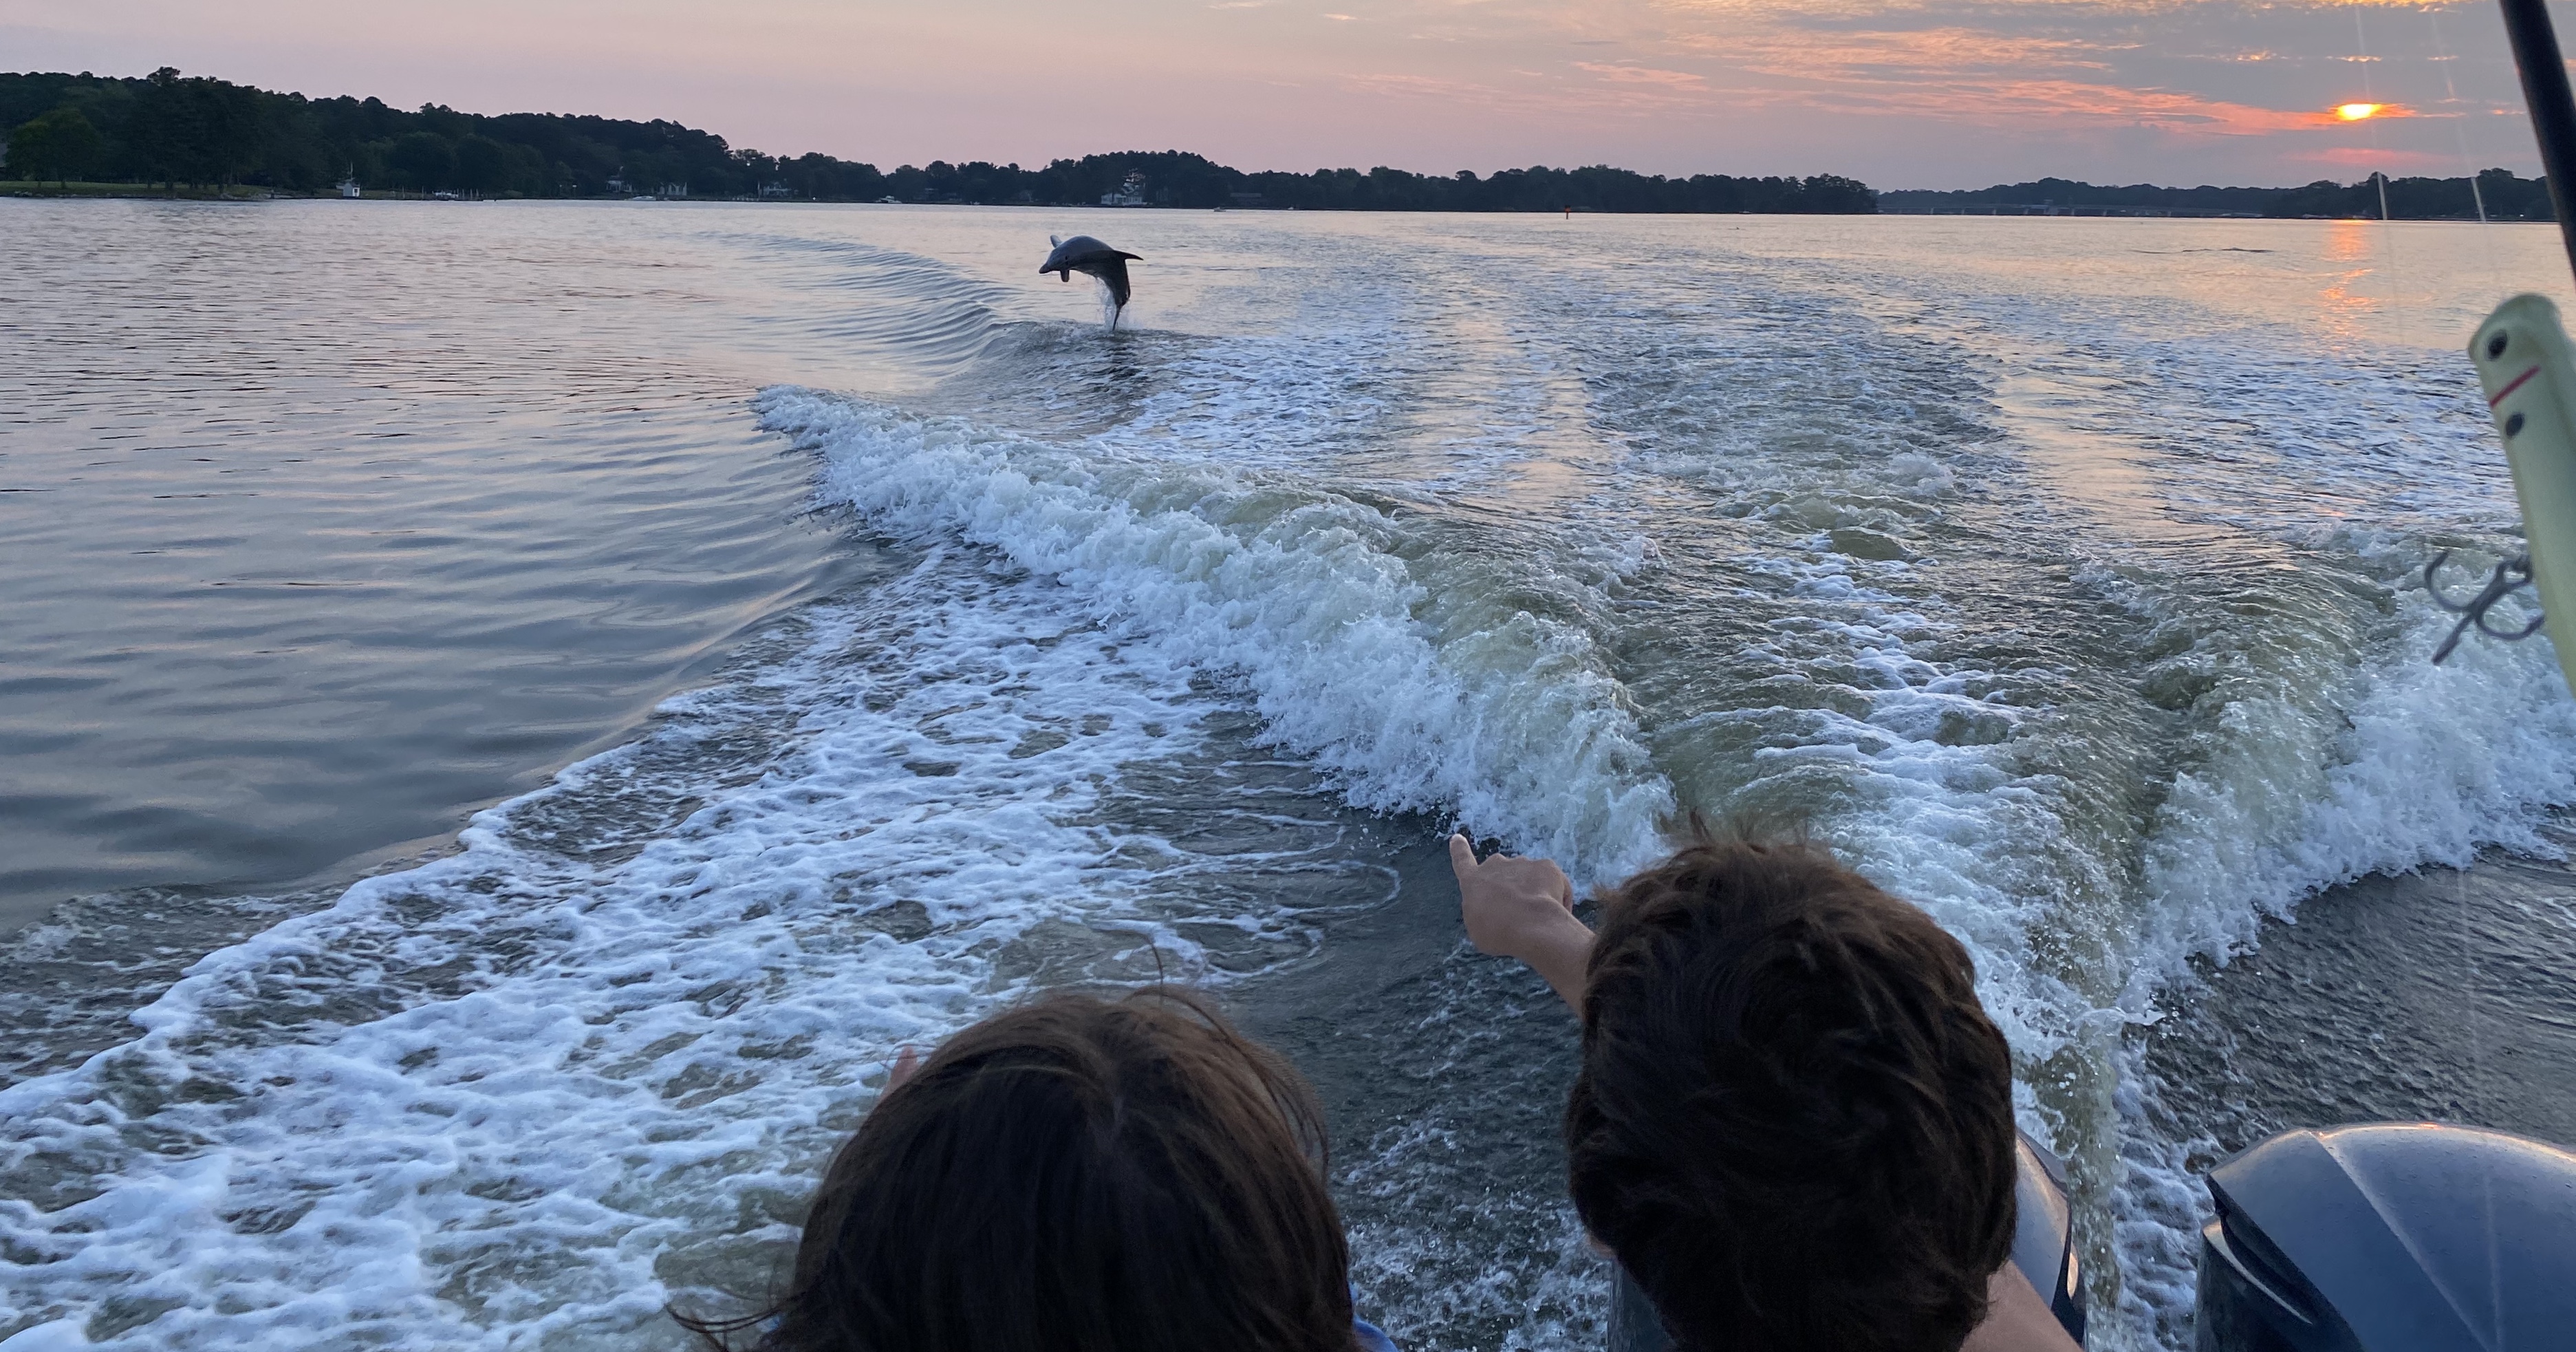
[1040,235,1143,325]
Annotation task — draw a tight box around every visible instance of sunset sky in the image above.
[1,0,2557,189]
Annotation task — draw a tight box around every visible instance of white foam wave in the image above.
[759,387,1675,881]
[2134,579,2576,998]
[0,550,1379,1349]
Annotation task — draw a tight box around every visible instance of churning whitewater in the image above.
[4,204,2575,1352]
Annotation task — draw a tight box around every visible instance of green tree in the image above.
[387,131,454,191]
[193,78,261,185]
[624,149,675,194]
[6,105,105,184]
[129,67,259,189]
[132,67,195,187]
[453,133,510,194]
[1799,174,1876,213]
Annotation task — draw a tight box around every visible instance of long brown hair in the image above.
[680,988,1360,1352]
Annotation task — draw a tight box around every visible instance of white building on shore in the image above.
[1100,171,1148,207]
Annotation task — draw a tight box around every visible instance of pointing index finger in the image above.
[1448,833,1478,875]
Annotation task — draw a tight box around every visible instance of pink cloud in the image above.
[1659,25,2424,139]
[1574,63,1709,88]
[1348,62,1745,116]
[1748,76,2341,135]
[1715,28,2123,76]
[2295,144,2458,171]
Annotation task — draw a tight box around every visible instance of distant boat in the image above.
[633,195,657,202]
[877,195,900,204]
[431,191,459,201]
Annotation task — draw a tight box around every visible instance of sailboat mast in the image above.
[2500,0,2576,281]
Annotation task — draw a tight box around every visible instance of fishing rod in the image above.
[2499,0,2576,286]
[2427,0,2576,692]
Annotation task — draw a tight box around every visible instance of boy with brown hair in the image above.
[1451,830,2081,1352]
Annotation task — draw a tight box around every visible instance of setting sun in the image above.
[2335,103,2385,121]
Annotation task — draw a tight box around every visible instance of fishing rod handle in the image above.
[2469,293,2576,694]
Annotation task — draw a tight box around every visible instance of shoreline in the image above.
[2,180,272,200]
[4,187,2544,223]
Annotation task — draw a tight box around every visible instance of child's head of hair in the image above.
[1565,829,2017,1352]
[689,987,1358,1352]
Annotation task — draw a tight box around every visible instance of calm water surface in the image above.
[0,200,884,924]
[3,200,2573,1352]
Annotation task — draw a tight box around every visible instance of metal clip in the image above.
[2425,550,2546,663]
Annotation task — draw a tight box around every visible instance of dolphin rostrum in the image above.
[1040,235,1143,325]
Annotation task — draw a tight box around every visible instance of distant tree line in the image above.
[891,150,1879,214]
[1,69,777,197]
[1880,173,2555,221]
[0,67,1879,213]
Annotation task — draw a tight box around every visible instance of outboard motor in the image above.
[2194,1123,2576,1351]
[1606,1130,2087,1349]
[2013,1129,2088,1343]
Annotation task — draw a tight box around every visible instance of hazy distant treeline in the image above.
[0,68,1880,213]
[1,69,819,200]
[926,149,1881,214]
[1881,173,2556,220]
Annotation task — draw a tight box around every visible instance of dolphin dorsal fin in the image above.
[1050,235,1063,247]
